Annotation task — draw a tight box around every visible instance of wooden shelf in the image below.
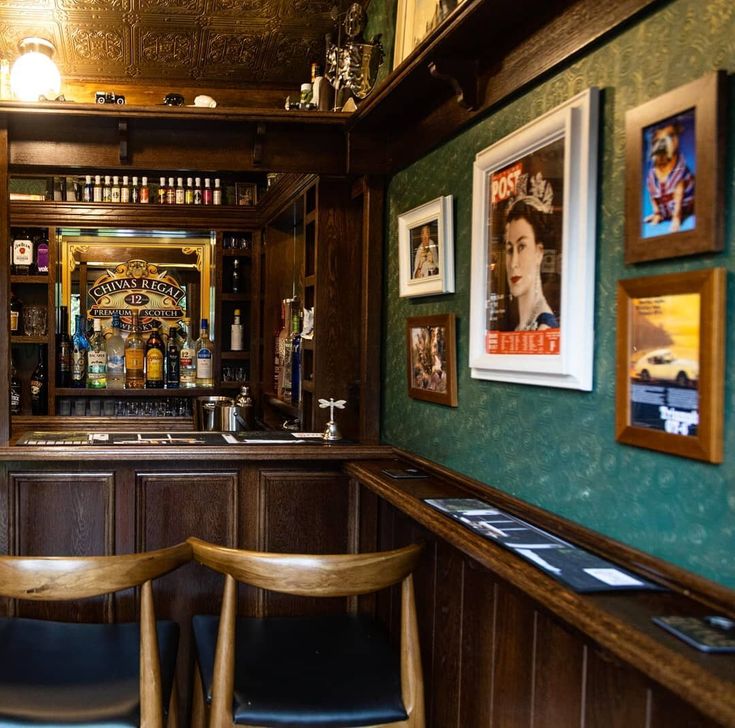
[10,275,49,284]
[222,248,252,257]
[11,415,194,432]
[11,336,48,345]
[221,351,250,360]
[55,387,216,397]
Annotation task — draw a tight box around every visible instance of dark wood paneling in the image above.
[0,120,8,442]
[649,687,722,728]
[532,612,584,728]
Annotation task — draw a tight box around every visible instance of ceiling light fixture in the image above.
[10,37,61,102]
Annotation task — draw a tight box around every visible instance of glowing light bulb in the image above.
[10,38,61,102]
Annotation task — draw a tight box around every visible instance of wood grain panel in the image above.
[649,686,721,728]
[459,560,496,728]
[584,647,649,728]
[532,612,584,728]
[492,585,536,728]
[10,470,115,621]
[257,468,350,615]
[0,120,9,442]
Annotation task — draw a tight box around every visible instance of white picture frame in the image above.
[398,195,455,298]
[469,87,599,390]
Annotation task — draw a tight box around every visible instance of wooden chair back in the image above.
[0,542,192,728]
[188,537,425,728]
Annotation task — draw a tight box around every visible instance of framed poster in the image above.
[469,88,599,390]
[398,195,454,298]
[625,71,725,263]
[393,0,466,68]
[235,182,258,206]
[615,268,725,463]
[406,313,458,406]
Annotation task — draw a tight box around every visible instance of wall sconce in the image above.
[10,37,62,102]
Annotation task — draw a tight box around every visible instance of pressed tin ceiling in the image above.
[0,0,361,89]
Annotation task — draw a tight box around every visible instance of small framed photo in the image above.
[406,313,458,406]
[616,268,725,463]
[398,195,454,298]
[469,88,599,390]
[235,182,258,206]
[625,71,725,264]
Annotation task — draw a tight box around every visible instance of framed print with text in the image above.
[469,88,599,390]
[625,71,725,263]
[406,313,458,406]
[616,268,725,463]
[398,195,454,298]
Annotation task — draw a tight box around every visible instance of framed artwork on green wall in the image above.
[393,0,466,68]
[469,88,599,390]
[625,71,725,264]
[406,313,458,406]
[398,195,454,297]
[615,268,725,464]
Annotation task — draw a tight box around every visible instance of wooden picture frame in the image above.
[406,313,458,406]
[235,182,258,206]
[616,268,725,463]
[469,88,599,390]
[398,195,454,298]
[393,0,466,69]
[625,71,726,264]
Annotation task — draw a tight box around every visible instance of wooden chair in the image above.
[188,537,425,728]
[0,542,191,727]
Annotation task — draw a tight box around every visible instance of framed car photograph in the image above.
[616,268,725,463]
[625,71,725,264]
[406,313,458,406]
[469,87,599,390]
[236,182,258,206]
[398,195,454,298]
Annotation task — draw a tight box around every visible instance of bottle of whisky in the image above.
[71,314,89,388]
[145,325,165,388]
[87,318,108,389]
[10,290,22,334]
[166,326,180,388]
[56,305,71,387]
[12,231,34,275]
[231,309,243,351]
[106,313,125,389]
[10,356,21,415]
[179,318,197,388]
[30,347,48,415]
[195,318,214,387]
[125,310,145,389]
[175,177,185,205]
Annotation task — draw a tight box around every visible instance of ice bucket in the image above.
[195,396,233,431]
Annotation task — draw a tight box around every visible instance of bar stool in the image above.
[188,537,425,728]
[0,542,191,727]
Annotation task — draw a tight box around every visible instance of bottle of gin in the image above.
[166,326,180,388]
[87,318,108,389]
[195,318,214,387]
[179,318,197,388]
[106,313,125,389]
[71,314,89,388]
[124,310,145,389]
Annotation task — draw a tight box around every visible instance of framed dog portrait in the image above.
[406,313,458,406]
[469,88,599,390]
[625,71,725,264]
[615,268,725,463]
[398,195,454,298]
[235,182,258,206]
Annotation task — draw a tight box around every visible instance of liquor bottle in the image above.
[272,301,285,394]
[12,232,34,275]
[102,175,112,202]
[87,318,108,389]
[10,289,22,334]
[231,308,243,351]
[10,356,21,415]
[231,258,241,293]
[145,325,165,388]
[166,326,180,388]
[194,177,202,205]
[290,306,301,405]
[278,299,292,400]
[93,175,103,202]
[166,177,176,205]
[175,177,185,204]
[102,312,124,389]
[111,175,121,203]
[185,177,194,205]
[35,230,49,274]
[157,176,167,205]
[83,175,93,202]
[56,305,71,387]
[213,178,222,205]
[179,317,197,388]
[203,178,212,205]
[71,314,89,388]
[140,176,150,204]
[30,347,48,415]
[120,175,130,203]
[195,318,214,387]
[131,176,140,203]
[125,310,145,389]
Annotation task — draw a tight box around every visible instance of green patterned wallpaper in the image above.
[381,0,735,588]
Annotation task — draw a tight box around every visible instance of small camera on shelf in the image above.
[95,91,125,105]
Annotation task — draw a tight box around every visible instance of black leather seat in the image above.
[0,617,178,727]
[193,613,406,727]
